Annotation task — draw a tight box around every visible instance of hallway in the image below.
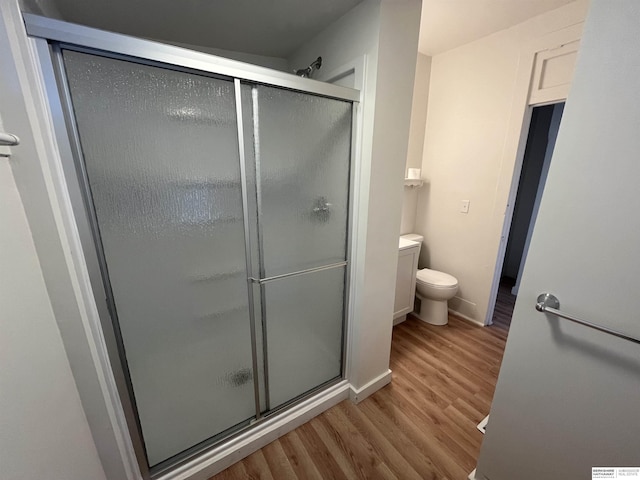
[491,278,517,329]
[213,314,509,479]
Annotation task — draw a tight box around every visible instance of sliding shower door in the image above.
[241,85,352,409]
[61,50,257,466]
[53,44,353,472]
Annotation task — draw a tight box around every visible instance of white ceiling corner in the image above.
[418,0,577,56]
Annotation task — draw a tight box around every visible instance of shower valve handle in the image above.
[313,197,332,212]
[313,202,332,213]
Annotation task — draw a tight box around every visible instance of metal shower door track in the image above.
[23,13,360,103]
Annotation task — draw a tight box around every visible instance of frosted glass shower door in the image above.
[244,84,353,409]
[61,50,256,466]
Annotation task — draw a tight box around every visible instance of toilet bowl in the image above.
[400,234,459,326]
[415,268,458,325]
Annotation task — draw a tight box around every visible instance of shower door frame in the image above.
[24,13,361,480]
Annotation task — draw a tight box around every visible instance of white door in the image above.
[475,2,640,479]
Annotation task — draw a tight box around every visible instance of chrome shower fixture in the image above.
[294,56,322,78]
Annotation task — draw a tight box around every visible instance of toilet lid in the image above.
[416,268,458,288]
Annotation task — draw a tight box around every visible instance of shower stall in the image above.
[25,14,358,478]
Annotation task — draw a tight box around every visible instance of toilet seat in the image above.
[416,268,458,289]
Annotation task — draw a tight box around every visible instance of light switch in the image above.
[460,200,470,214]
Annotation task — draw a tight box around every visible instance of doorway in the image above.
[491,102,564,327]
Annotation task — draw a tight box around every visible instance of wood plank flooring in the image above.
[492,277,517,329]
[211,314,509,480]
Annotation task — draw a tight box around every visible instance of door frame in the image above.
[484,23,583,326]
[510,102,564,296]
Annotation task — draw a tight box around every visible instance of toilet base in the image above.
[415,294,449,326]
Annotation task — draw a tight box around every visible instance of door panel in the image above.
[476,3,640,479]
[62,50,255,466]
[239,84,351,409]
[246,84,352,278]
[260,267,345,409]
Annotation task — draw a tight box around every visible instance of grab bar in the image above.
[536,293,640,345]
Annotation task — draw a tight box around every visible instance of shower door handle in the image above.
[249,261,348,285]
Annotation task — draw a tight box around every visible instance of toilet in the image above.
[401,234,459,326]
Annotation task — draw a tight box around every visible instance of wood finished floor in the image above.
[491,277,517,329]
[211,312,510,480]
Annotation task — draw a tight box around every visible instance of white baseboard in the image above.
[469,468,489,480]
[393,314,407,325]
[349,369,392,404]
[158,381,350,480]
[449,308,486,327]
[477,415,489,434]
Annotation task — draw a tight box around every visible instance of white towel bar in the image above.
[0,132,20,146]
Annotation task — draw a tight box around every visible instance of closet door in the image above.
[241,84,353,409]
[62,50,255,466]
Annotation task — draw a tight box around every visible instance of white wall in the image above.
[288,1,381,85]
[1,1,139,477]
[360,0,421,386]
[289,0,422,393]
[475,2,640,477]
[0,122,106,480]
[406,53,432,170]
[415,0,588,324]
[161,40,289,71]
[19,0,62,17]
[400,187,419,235]
[401,53,431,235]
